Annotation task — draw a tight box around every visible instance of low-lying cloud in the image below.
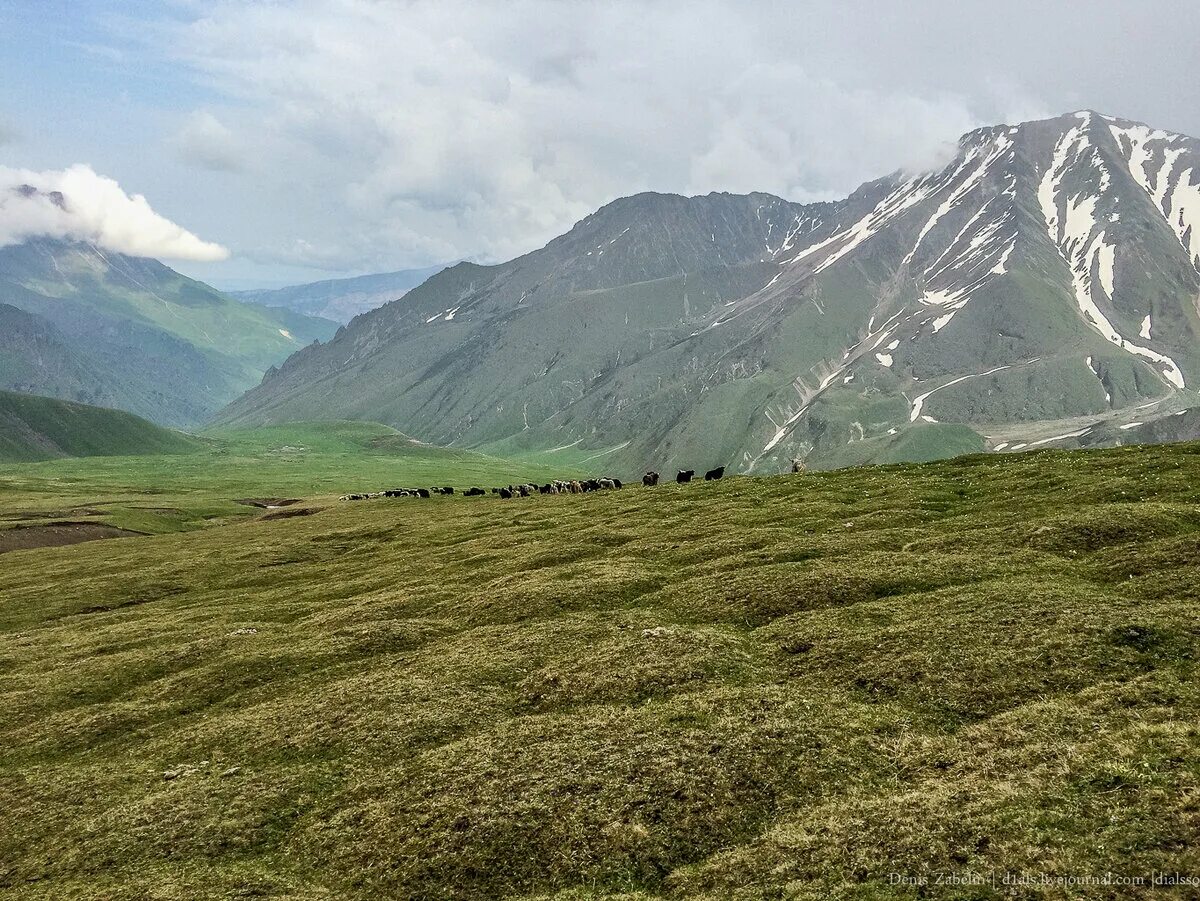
[0,164,229,261]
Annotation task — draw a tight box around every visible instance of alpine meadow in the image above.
[4,2,1200,898]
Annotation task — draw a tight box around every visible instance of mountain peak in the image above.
[217,110,1200,474]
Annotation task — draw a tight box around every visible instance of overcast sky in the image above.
[2,0,1198,289]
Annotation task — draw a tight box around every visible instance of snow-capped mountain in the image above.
[216,112,1200,473]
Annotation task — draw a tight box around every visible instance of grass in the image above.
[0,420,578,534]
[2,438,1200,897]
[0,390,201,463]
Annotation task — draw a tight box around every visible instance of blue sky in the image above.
[3,0,1200,290]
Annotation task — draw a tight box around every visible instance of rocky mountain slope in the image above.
[0,235,338,427]
[230,265,447,324]
[216,112,1200,473]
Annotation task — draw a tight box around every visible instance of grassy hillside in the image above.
[0,239,338,427]
[0,390,200,463]
[2,441,1200,897]
[0,420,577,535]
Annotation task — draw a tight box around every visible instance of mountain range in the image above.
[0,230,337,428]
[229,265,448,324]
[215,111,1200,473]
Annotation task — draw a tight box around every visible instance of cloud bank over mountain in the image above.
[162,0,1012,272]
[0,164,229,261]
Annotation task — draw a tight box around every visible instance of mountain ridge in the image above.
[216,111,1200,473]
[230,265,448,324]
[0,237,339,427]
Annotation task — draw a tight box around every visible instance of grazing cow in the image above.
[704,466,725,481]
[499,487,513,499]
[791,458,807,474]
[569,480,583,494]
[518,485,530,497]
[612,478,623,489]
[677,470,695,484]
[598,478,616,490]
[465,487,484,496]
[643,471,660,487]
[442,487,454,495]
[417,488,432,499]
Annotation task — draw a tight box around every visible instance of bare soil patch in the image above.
[0,522,145,554]
[258,507,323,521]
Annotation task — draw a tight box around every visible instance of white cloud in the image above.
[0,164,230,261]
[157,0,1008,271]
[171,111,247,172]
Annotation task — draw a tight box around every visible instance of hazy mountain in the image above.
[0,235,338,427]
[216,112,1200,473]
[0,388,201,462]
[230,266,448,324]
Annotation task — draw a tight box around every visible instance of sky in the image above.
[2,0,1199,290]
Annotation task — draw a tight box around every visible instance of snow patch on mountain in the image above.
[1108,120,1200,271]
[1040,115,1185,389]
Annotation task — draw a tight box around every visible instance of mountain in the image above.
[0,234,339,427]
[0,389,201,462]
[216,112,1200,473]
[230,265,448,323]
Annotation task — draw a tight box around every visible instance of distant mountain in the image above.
[0,234,338,427]
[216,112,1200,473]
[0,389,201,462]
[231,266,448,323]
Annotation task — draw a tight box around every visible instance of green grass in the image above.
[0,390,202,463]
[0,420,577,534]
[3,440,1200,898]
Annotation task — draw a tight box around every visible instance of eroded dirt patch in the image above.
[258,507,323,521]
[0,522,145,554]
[234,498,302,509]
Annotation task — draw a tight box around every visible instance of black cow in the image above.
[417,488,432,498]
[442,487,454,495]
[499,487,513,499]
[613,478,623,489]
[465,487,485,496]
[677,470,695,484]
[704,466,725,481]
[643,471,659,487]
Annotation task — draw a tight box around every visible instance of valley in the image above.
[0,420,574,543]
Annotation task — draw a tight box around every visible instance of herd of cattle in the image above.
[339,466,727,502]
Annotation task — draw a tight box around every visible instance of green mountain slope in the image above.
[230,265,447,323]
[3,442,1200,896]
[0,237,339,427]
[217,112,1200,473]
[0,389,200,462]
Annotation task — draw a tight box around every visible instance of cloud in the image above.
[156,0,1010,271]
[0,164,230,261]
[171,111,247,172]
